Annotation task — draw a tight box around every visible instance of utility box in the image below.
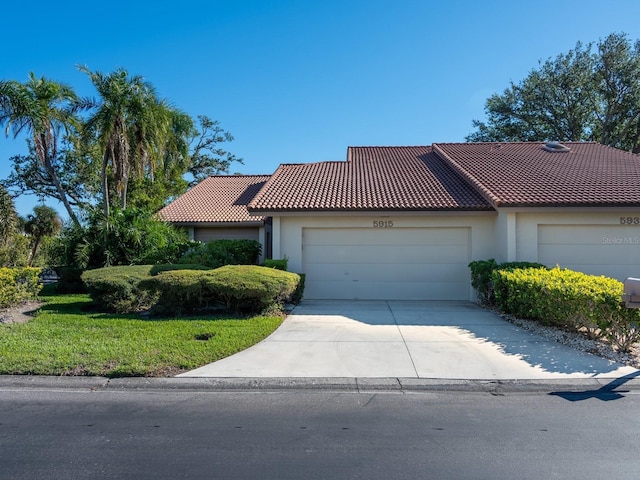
[622,277,640,308]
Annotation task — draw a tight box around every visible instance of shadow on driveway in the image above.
[180,300,639,379]
[291,300,638,378]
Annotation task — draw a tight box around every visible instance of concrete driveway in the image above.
[179,300,639,379]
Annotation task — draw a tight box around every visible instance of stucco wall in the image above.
[194,226,260,243]
[513,210,640,280]
[271,213,495,300]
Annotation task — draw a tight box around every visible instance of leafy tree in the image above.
[0,185,19,247]
[125,114,243,211]
[79,66,193,215]
[3,136,99,212]
[467,33,640,152]
[593,33,640,149]
[23,205,62,266]
[188,115,243,186]
[0,73,90,225]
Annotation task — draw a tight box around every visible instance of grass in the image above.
[0,286,283,377]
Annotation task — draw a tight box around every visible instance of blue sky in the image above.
[3,0,640,216]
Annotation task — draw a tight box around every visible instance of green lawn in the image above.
[0,289,283,377]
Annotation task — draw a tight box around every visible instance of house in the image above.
[158,175,272,259]
[161,142,640,301]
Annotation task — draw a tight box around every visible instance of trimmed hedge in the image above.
[469,259,548,305]
[81,264,209,313]
[83,264,302,315]
[144,265,301,315]
[179,239,262,268]
[0,267,42,308]
[493,266,640,352]
[139,270,211,315]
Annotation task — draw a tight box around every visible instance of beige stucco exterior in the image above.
[266,208,640,300]
[510,209,640,280]
[270,213,496,300]
[181,225,269,263]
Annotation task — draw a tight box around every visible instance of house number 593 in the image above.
[373,221,394,228]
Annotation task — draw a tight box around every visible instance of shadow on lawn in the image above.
[37,296,248,321]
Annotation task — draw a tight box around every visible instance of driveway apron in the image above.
[179,300,639,379]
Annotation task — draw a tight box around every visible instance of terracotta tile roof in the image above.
[248,146,492,212]
[434,142,640,207]
[158,175,270,224]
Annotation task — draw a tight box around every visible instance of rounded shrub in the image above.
[146,265,301,315]
[82,264,209,313]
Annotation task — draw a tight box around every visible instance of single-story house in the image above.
[158,175,272,259]
[160,142,640,301]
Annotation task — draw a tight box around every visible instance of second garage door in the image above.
[302,227,471,300]
[538,224,640,281]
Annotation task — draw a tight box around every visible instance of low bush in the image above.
[84,264,301,316]
[179,239,262,268]
[140,270,211,315]
[493,266,640,352]
[82,264,209,313]
[469,259,547,305]
[205,265,299,312]
[0,267,42,308]
[50,208,196,270]
[145,265,301,315]
[264,258,288,271]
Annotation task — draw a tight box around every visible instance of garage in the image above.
[302,227,471,300]
[538,224,640,281]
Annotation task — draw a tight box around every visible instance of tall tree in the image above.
[125,114,244,211]
[593,34,640,149]
[79,66,186,215]
[23,205,62,266]
[467,33,640,152]
[80,66,242,213]
[0,73,89,225]
[188,115,243,186]
[3,136,99,212]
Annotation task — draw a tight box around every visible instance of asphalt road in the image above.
[1,386,639,480]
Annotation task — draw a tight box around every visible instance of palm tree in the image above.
[79,66,186,215]
[23,205,62,266]
[0,74,88,226]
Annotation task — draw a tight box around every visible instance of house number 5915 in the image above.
[373,221,394,228]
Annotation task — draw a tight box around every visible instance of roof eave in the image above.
[166,220,266,227]
[248,206,495,215]
[497,201,640,209]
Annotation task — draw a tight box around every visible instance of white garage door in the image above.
[302,227,471,300]
[538,225,640,280]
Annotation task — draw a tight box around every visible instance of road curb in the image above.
[1,375,639,393]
